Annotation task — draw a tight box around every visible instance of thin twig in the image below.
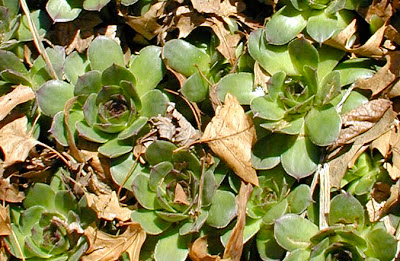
[19,0,58,80]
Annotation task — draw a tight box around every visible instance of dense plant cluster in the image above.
[1,0,400,260]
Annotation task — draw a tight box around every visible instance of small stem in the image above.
[19,0,58,80]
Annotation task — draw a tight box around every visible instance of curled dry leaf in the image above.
[366,181,399,222]
[0,178,24,203]
[326,19,387,57]
[151,103,200,147]
[0,205,12,236]
[189,236,221,261]
[371,129,392,158]
[0,116,37,168]
[0,85,35,121]
[123,2,164,40]
[358,0,393,24]
[82,224,146,261]
[354,52,400,96]
[85,191,131,222]
[329,107,396,188]
[337,99,392,145]
[223,182,253,261]
[191,0,246,16]
[202,93,258,186]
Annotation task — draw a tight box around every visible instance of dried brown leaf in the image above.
[123,2,164,40]
[254,62,270,91]
[223,182,253,261]
[0,116,37,168]
[0,205,12,236]
[329,107,396,188]
[366,181,399,222]
[202,93,258,186]
[371,129,392,157]
[189,236,221,261]
[191,0,245,16]
[85,191,131,222]
[209,17,242,64]
[326,19,387,57]
[82,224,146,261]
[358,0,393,24]
[337,99,392,145]
[0,85,35,121]
[354,52,400,96]
[0,178,24,203]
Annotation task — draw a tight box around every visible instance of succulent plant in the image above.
[131,140,237,261]
[268,193,397,261]
[0,0,20,50]
[264,0,360,45]
[37,36,168,158]
[45,0,140,23]
[5,171,89,260]
[248,34,376,179]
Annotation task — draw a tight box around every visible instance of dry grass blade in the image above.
[19,0,58,80]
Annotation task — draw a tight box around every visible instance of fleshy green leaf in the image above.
[36,80,74,117]
[145,140,177,166]
[221,218,262,246]
[101,64,136,86]
[216,72,259,105]
[281,136,320,179]
[306,11,338,43]
[83,0,110,11]
[206,190,237,228]
[46,0,82,23]
[131,209,171,235]
[181,72,209,103]
[74,70,102,96]
[274,214,318,251]
[305,106,341,146]
[88,36,124,71]
[154,227,191,261]
[256,226,285,260]
[64,51,89,85]
[24,183,55,210]
[315,71,341,106]
[288,38,319,75]
[163,39,210,77]
[329,193,364,227]
[248,29,297,75]
[287,184,312,214]
[265,6,307,45]
[251,96,285,120]
[129,45,165,97]
[149,161,174,191]
[98,138,133,158]
[132,173,158,210]
[140,89,168,118]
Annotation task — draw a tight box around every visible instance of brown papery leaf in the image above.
[202,93,258,186]
[123,2,164,40]
[337,99,392,145]
[85,191,131,222]
[209,17,242,64]
[191,0,245,16]
[354,52,400,96]
[358,0,393,24]
[371,129,392,158]
[223,182,253,261]
[189,236,221,261]
[0,85,35,121]
[367,181,399,222]
[0,178,24,203]
[329,107,396,188]
[82,224,146,261]
[0,205,12,236]
[0,116,37,168]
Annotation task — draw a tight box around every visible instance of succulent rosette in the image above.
[37,36,168,158]
[5,172,89,260]
[131,140,237,261]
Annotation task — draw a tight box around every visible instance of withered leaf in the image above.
[202,93,258,186]
[191,0,246,16]
[358,0,393,24]
[0,205,12,236]
[0,178,25,203]
[337,99,392,145]
[326,19,387,57]
[82,224,146,261]
[123,2,164,40]
[209,17,242,64]
[85,191,131,222]
[223,182,253,261]
[329,107,396,188]
[354,52,400,96]
[189,236,221,261]
[0,85,35,121]
[371,129,392,157]
[366,181,399,222]
[0,116,37,168]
